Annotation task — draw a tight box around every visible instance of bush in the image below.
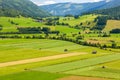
[64,49,68,52]
[110,28,120,33]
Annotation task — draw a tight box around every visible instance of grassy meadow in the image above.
[59,14,97,27]
[0,14,120,80]
[0,17,45,32]
[0,39,84,62]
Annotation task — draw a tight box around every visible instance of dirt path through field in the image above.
[58,76,109,80]
[0,52,86,68]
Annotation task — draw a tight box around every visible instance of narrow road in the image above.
[0,52,86,68]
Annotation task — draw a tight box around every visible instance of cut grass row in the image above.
[99,60,120,69]
[0,53,108,76]
[34,54,120,73]
[68,68,120,79]
[63,58,120,79]
[64,60,120,79]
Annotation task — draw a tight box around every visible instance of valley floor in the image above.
[0,39,120,80]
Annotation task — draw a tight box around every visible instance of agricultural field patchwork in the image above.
[32,54,120,80]
[33,54,120,73]
[0,39,88,62]
[0,11,120,80]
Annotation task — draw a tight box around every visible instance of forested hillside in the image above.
[87,6,120,20]
[0,0,51,17]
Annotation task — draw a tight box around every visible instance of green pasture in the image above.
[31,54,120,80]
[0,15,120,80]
[0,17,44,32]
[59,14,97,26]
[99,60,120,69]
[0,39,114,63]
[55,25,81,34]
[33,54,120,73]
[0,39,81,62]
[67,67,120,79]
[0,71,67,80]
[0,52,108,76]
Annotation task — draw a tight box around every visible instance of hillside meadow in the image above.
[59,14,97,27]
[0,14,120,80]
[0,17,44,32]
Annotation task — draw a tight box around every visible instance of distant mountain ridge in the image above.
[40,0,120,16]
[0,0,51,17]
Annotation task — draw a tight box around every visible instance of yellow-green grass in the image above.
[55,25,81,34]
[0,46,115,80]
[0,39,112,63]
[63,56,120,80]
[0,17,44,32]
[0,39,83,62]
[34,54,120,73]
[34,54,120,80]
[0,53,109,76]
[67,67,120,80]
[59,14,97,27]
[99,60,120,69]
[103,20,120,32]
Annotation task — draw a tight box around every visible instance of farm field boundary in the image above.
[34,53,120,73]
[0,52,86,68]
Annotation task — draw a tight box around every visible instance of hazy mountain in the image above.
[0,0,51,17]
[40,0,120,16]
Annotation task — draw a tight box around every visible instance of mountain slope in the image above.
[40,0,120,16]
[88,6,120,19]
[87,6,120,31]
[0,0,51,17]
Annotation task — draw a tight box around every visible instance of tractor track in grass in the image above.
[0,52,87,68]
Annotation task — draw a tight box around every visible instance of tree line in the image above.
[0,34,119,49]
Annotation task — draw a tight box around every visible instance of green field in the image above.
[55,25,81,34]
[0,14,120,80]
[99,60,120,69]
[0,52,112,80]
[59,14,97,27]
[0,52,108,76]
[33,54,120,72]
[0,39,112,63]
[0,17,44,32]
[0,71,67,80]
[67,67,120,79]
[0,39,85,62]
[32,54,120,80]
